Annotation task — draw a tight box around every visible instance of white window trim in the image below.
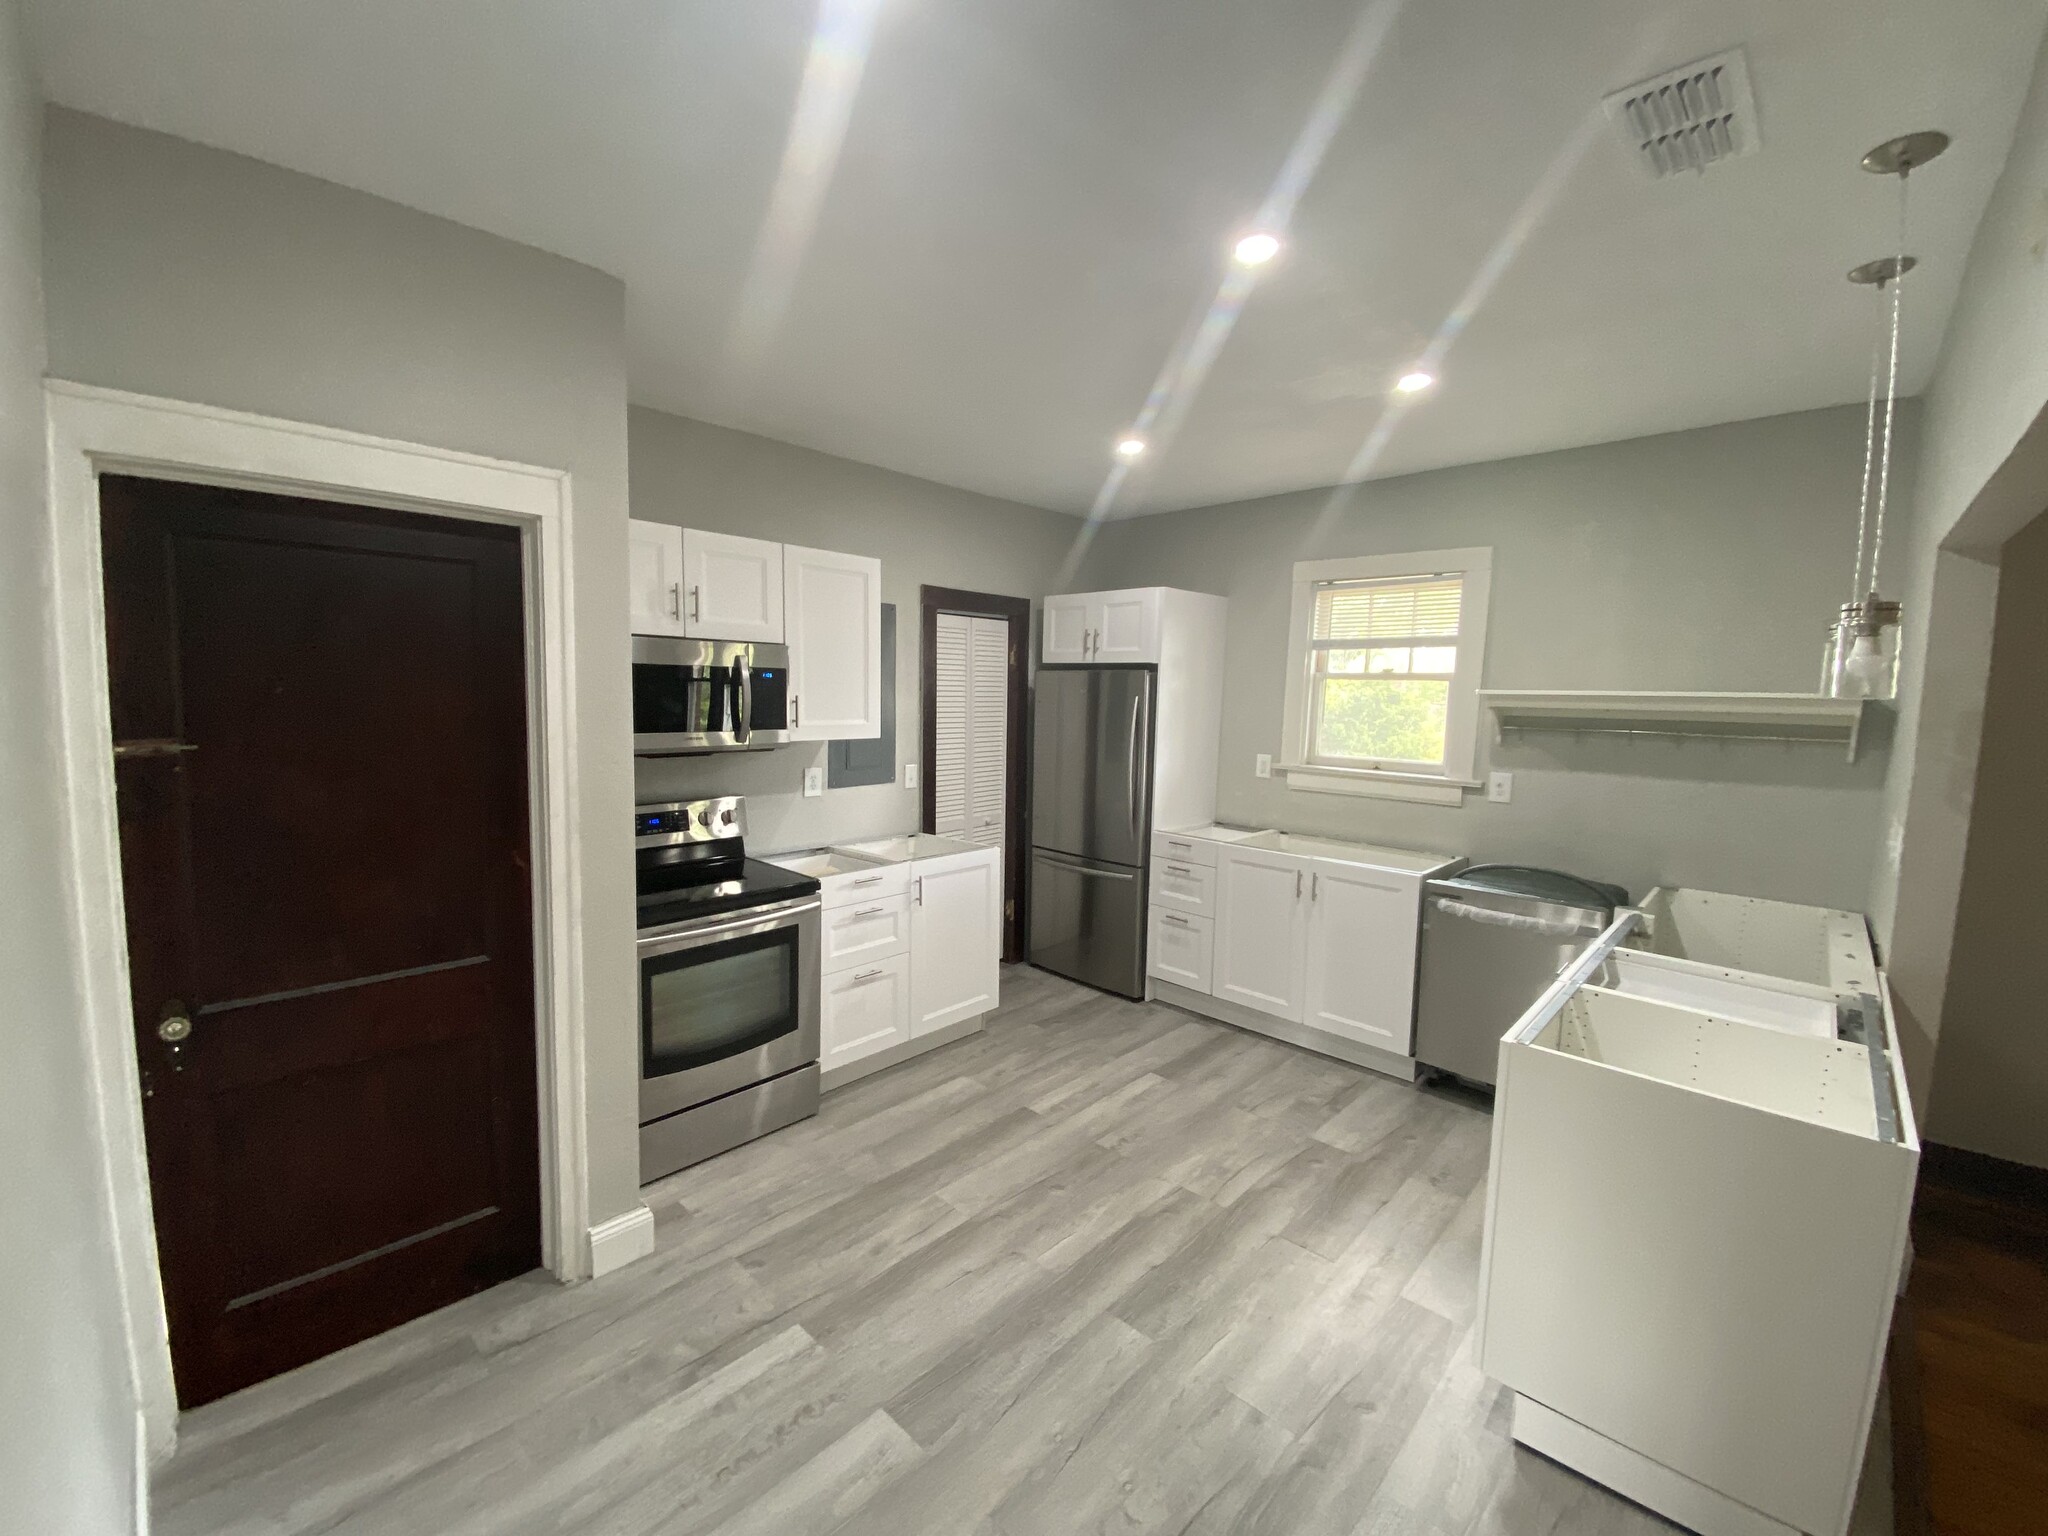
[1278,547,1493,803]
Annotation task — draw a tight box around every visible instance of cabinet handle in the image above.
[1162,914,1191,928]
[850,875,884,887]
[852,967,885,983]
[852,904,886,918]
[1166,863,1192,875]
[1167,840,1191,851]
[792,695,801,728]
[690,584,701,622]
[915,876,924,906]
[1296,869,1303,899]
[669,582,681,618]
[1312,873,1320,901]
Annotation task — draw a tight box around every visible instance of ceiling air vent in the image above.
[1605,49,1759,179]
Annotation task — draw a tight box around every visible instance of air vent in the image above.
[1605,49,1759,179]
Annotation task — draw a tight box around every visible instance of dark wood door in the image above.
[100,475,542,1408]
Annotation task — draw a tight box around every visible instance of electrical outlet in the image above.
[1487,771,1513,804]
[803,765,824,798]
[902,762,919,791]
[1254,753,1272,779]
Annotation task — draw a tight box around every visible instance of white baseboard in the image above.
[1149,980,1419,1082]
[134,1406,152,1534]
[1512,1394,1798,1536]
[586,1204,656,1279]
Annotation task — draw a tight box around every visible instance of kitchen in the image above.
[8,4,2048,1536]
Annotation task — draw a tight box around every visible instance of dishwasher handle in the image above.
[1431,896,1601,939]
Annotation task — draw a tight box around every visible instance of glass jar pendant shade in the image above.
[1824,131,1947,700]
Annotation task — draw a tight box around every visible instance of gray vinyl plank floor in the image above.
[152,965,1682,1536]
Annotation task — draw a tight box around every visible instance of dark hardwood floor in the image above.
[1900,1149,2048,1536]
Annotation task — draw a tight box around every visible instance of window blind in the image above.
[1311,575,1462,644]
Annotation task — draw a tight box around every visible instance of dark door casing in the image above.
[100,474,542,1407]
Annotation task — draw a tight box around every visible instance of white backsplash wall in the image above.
[1073,403,1916,912]
[629,407,1079,853]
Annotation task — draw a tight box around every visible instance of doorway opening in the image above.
[919,586,1029,962]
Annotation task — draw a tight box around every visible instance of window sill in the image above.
[1278,762,1479,806]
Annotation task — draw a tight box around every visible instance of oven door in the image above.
[633,635,790,754]
[638,895,820,1123]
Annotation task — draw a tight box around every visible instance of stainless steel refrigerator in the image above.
[1028,667,1153,997]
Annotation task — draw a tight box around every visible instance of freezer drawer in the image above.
[1147,907,1213,992]
[1028,848,1146,998]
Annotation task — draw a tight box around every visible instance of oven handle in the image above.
[636,894,819,956]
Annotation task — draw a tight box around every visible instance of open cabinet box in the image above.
[1478,915,1917,1536]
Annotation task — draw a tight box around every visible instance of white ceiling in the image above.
[29,0,2047,517]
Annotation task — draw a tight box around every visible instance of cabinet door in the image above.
[1148,908,1213,993]
[682,529,784,642]
[821,953,912,1073]
[910,849,1001,1035]
[784,544,881,739]
[1041,594,1092,664]
[1304,861,1423,1054]
[1213,846,1309,1021]
[1092,588,1161,663]
[627,519,687,636]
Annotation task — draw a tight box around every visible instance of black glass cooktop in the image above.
[635,856,820,929]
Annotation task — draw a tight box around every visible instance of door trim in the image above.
[919,585,1031,962]
[43,380,618,1466]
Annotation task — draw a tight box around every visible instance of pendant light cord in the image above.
[1852,319,1882,603]
[1872,169,1908,598]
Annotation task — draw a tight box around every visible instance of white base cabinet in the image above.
[820,953,912,1075]
[1150,829,1460,1074]
[910,847,1002,1036]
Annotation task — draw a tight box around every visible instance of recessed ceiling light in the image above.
[1395,371,1436,394]
[1233,232,1282,267]
[1115,436,1148,459]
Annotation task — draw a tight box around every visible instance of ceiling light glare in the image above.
[1115,436,1148,459]
[1233,232,1282,267]
[1395,371,1436,394]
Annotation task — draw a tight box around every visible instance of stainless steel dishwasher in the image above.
[1414,865,1629,1086]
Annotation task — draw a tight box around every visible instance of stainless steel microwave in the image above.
[632,636,790,754]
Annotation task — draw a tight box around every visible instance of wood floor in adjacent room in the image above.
[153,966,1678,1536]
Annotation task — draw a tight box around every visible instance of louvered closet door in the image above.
[932,614,1009,849]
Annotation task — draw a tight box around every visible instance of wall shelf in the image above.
[1477,691,1873,761]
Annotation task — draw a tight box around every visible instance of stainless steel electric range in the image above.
[635,795,820,1182]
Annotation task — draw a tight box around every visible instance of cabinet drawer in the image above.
[822,894,910,971]
[1148,907,1214,994]
[1153,831,1218,868]
[821,862,912,908]
[821,953,912,1072]
[1152,857,1214,915]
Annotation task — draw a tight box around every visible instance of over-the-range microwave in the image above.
[632,635,790,755]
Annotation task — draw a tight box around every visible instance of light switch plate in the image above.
[902,762,919,791]
[1487,771,1513,803]
[803,765,824,798]
[1254,753,1272,779]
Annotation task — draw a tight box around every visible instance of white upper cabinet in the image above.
[910,846,1002,1035]
[1212,845,1311,1022]
[784,544,882,740]
[1040,588,1163,664]
[682,528,784,642]
[1303,860,1425,1054]
[627,520,687,636]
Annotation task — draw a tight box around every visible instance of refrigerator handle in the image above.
[1128,692,1145,842]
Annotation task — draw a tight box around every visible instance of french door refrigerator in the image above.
[1029,666,1153,997]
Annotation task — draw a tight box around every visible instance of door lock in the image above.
[157,1008,193,1044]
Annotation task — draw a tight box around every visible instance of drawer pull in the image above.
[852,905,887,918]
[849,875,885,887]
[1166,863,1193,875]
[852,967,886,983]
[1162,914,1191,928]
[1167,840,1192,850]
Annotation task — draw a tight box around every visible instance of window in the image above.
[1280,548,1491,802]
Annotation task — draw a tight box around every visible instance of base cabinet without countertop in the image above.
[910,847,1002,1035]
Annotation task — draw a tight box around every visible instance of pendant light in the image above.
[1824,130,1948,700]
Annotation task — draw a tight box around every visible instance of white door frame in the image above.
[44,380,596,1465]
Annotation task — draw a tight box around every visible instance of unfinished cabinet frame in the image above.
[1478,914,1917,1536]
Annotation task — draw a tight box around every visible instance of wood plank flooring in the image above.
[153,966,1680,1536]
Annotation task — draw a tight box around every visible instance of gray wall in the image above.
[629,407,1082,852]
[1930,509,2048,1167]
[40,110,647,1245]
[0,19,137,1533]
[1077,404,1907,910]
[1874,23,2048,1117]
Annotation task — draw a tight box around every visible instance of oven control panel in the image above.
[635,796,744,846]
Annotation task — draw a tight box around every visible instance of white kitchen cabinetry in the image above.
[1211,844,1312,1021]
[910,846,1002,1035]
[627,520,687,636]
[820,894,910,971]
[682,528,783,642]
[1038,587,1163,664]
[1304,860,1427,1055]
[784,543,882,740]
[820,955,912,1075]
[1148,908,1213,993]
